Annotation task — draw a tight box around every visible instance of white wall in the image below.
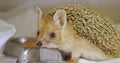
[6,8,38,38]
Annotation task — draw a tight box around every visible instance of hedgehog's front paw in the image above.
[78,59,94,63]
[65,56,78,63]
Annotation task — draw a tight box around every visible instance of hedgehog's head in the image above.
[36,7,67,48]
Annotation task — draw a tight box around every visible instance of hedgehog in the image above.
[36,5,120,63]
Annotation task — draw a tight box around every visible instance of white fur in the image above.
[78,58,120,63]
[41,43,60,48]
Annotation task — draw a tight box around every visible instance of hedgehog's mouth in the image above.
[41,43,60,48]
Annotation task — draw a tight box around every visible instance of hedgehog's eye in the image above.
[50,32,55,38]
[37,31,40,36]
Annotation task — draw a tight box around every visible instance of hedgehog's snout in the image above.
[36,41,42,46]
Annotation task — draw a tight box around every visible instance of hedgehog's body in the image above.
[36,5,120,63]
[46,5,120,57]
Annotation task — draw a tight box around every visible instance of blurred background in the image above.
[0,0,119,38]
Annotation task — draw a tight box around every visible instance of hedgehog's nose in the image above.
[36,41,42,46]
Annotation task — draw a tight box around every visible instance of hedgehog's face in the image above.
[36,19,63,48]
[36,7,67,48]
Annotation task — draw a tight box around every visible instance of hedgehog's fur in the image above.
[46,5,120,57]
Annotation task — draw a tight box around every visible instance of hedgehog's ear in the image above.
[35,7,42,29]
[53,10,67,29]
[36,7,42,19]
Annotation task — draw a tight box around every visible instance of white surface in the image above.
[0,19,16,58]
[40,48,62,61]
[0,57,17,63]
